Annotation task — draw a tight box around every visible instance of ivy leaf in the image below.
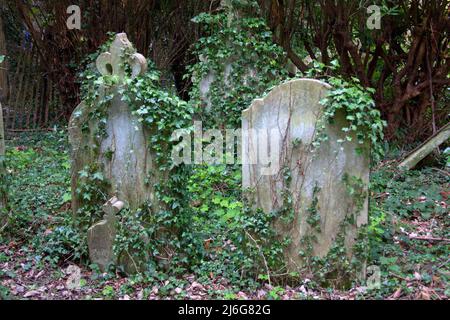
[92,172,104,181]
[82,193,91,201]
[78,170,89,178]
[62,192,72,203]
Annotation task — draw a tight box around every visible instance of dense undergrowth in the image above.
[0,131,448,300]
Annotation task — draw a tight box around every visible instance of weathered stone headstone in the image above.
[87,197,124,271]
[68,33,158,272]
[197,56,234,112]
[242,79,369,280]
[193,1,258,113]
[69,33,157,214]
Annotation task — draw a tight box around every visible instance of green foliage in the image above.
[309,234,353,289]
[75,164,110,226]
[121,64,194,170]
[303,213,367,290]
[101,285,115,299]
[74,36,285,286]
[77,32,116,100]
[306,185,321,234]
[267,286,285,300]
[342,173,367,213]
[371,167,448,220]
[5,147,37,170]
[0,165,6,212]
[3,132,86,266]
[301,60,386,162]
[184,165,284,283]
[189,11,287,128]
[183,165,249,278]
[75,36,195,269]
[0,284,9,300]
[113,164,285,286]
[36,225,85,266]
[69,19,290,286]
[180,11,291,284]
[2,114,447,298]
[367,165,449,298]
[444,147,450,168]
[114,206,153,273]
[314,75,387,162]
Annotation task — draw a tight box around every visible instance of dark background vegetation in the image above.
[0,0,448,141]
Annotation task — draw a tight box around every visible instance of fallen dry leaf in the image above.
[421,291,431,300]
[24,290,41,298]
[392,288,402,299]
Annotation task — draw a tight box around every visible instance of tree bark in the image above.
[0,102,4,156]
[0,102,4,158]
[0,14,8,102]
[398,122,450,170]
[0,101,6,213]
[260,0,450,141]
[0,14,6,213]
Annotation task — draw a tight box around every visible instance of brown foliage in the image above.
[9,0,215,118]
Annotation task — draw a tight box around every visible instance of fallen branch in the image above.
[398,122,450,170]
[409,235,450,243]
[430,168,450,177]
[6,128,55,133]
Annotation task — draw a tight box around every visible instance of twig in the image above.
[0,221,8,233]
[430,168,450,177]
[437,258,450,269]
[125,250,141,275]
[409,236,450,243]
[389,272,409,282]
[245,230,271,286]
[6,128,54,133]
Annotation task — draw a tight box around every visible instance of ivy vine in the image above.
[188,11,288,129]
[306,62,387,162]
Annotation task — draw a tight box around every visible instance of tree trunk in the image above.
[398,122,450,170]
[0,14,8,102]
[0,14,7,213]
[0,102,4,158]
[0,101,6,213]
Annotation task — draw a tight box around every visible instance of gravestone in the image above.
[193,1,258,113]
[242,79,369,278]
[87,197,124,271]
[68,33,158,272]
[69,33,156,213]
[197,56,234,112]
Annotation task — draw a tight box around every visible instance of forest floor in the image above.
[0,131,448,300]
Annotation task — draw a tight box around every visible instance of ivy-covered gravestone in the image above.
[189,3,286,128]
[68,33,157,272]
[242,79,369,285]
